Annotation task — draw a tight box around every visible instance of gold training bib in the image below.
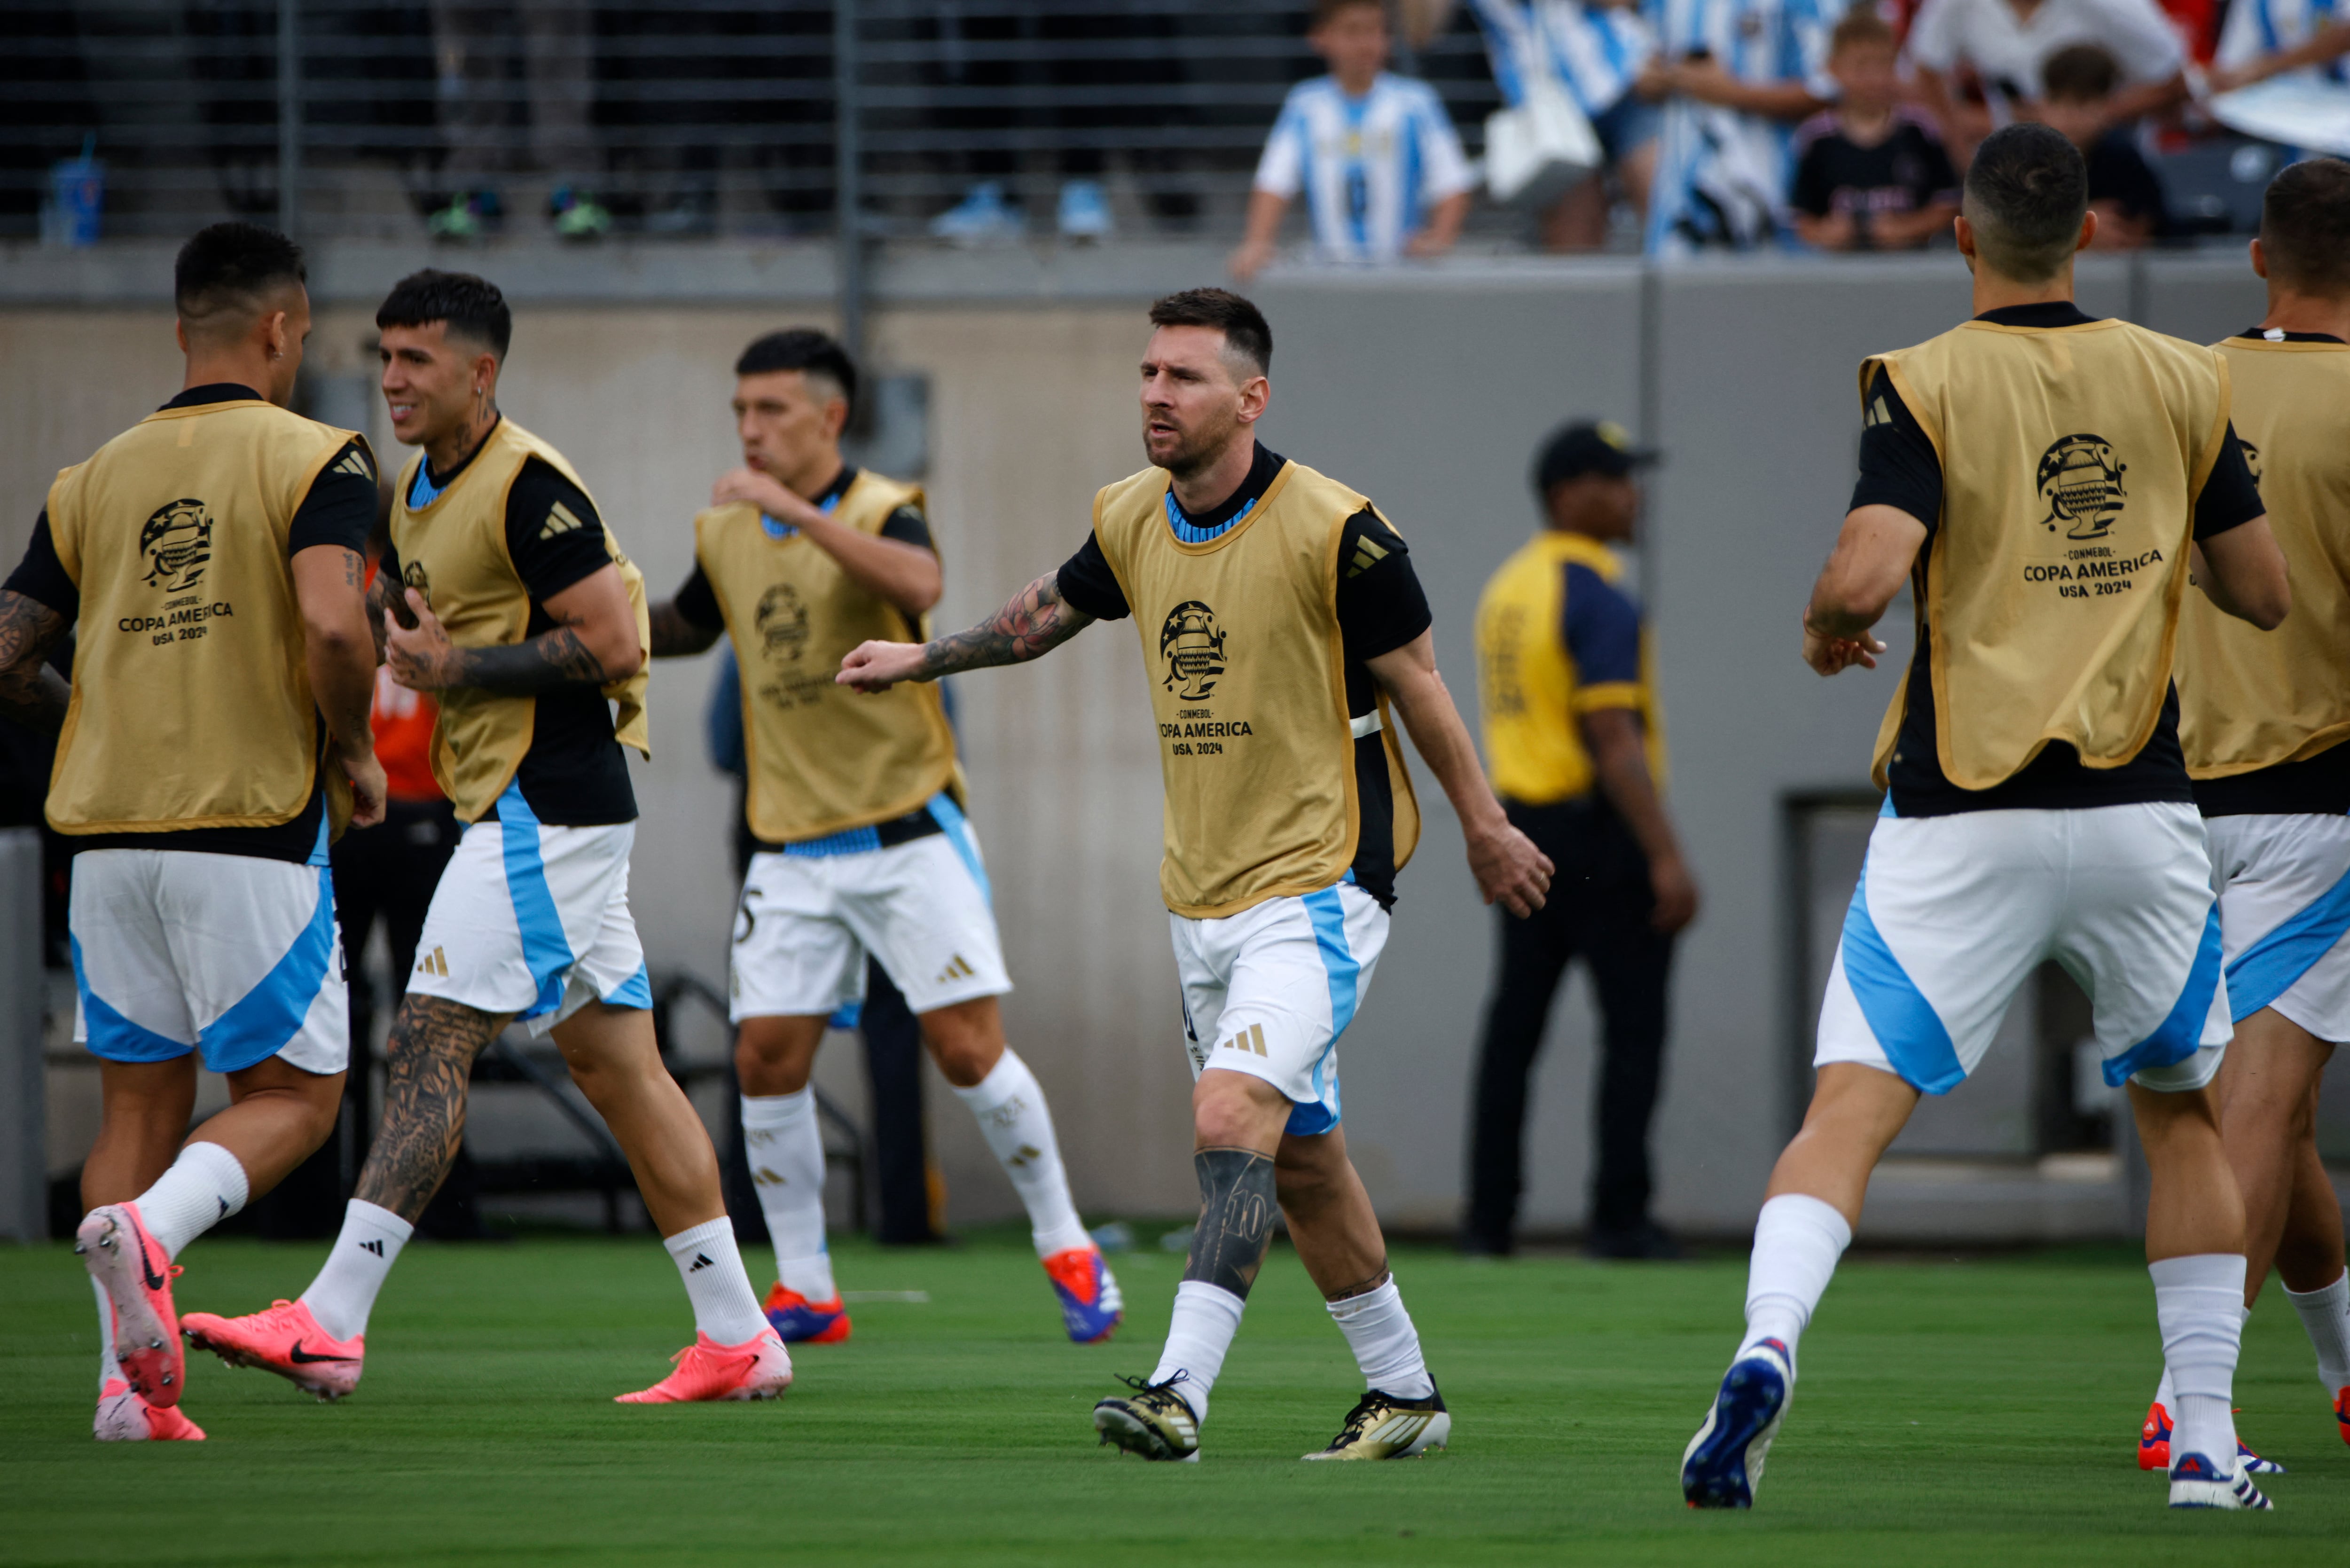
[1091,458,1419,918]
[694,471,957,843]
[46,399,366,835]
[1864,319,2230,791]
[2177,337,2350,778]
[389,420,651,821]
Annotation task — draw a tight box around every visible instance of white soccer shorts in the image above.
[2207,812,2350,1043]
[71,840,348,1077]
[406,781,650,1036]
[1815,801,2229,1094]
[1171,877,1389,1137]
[730,798,1010,1021]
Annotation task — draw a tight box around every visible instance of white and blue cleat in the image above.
[2168,1450,2273,1510]
[1681,1338,1793,1509]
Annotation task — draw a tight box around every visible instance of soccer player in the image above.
[646,327,1123,1346]
[0,222,385,1440]
[182,270,788,1404]
[839,288,1552,1461]
[1677,124,2291,1512]
[2150,156,2350,1467]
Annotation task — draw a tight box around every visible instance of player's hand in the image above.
[837,639,929,694]
[712,466,806,524]
[1467,816,1553,918]
[1649,852,1700,934]
[385,588,461,691]
[1228,237,1276,282]
[1802,612,1883,677]
[341,746,389,829]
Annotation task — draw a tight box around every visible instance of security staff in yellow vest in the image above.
[1466,419,1698,1264]
[2164,156,2350,1449]
[184,270,789,1407]
[840,289,1552,1463]
[1679,124,2294,1512]
[0,224,384,1438]
[647,329,1121,1347]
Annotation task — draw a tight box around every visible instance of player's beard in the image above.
[1149,403,1242,483]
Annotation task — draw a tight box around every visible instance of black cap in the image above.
[1532,420,1659,494]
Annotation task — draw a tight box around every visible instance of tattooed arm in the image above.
[648,600,723,658]
[837,569,1093,692]
[0,590,69,735]
[386,563,645,695]
[355,995,512,1220]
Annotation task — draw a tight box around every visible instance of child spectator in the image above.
[1231,0,1474,279]
[1789,10,1961,250]
[2038,43,2171,248]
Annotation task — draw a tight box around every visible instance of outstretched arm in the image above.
[0,590,69,735]
[838,568,1094,692]
[1364,630,1552,917]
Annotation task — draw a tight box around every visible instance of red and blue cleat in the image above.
[2137,1401,2283,1474]
[762,1283,852,1344]
[1044,1247,1124,1344]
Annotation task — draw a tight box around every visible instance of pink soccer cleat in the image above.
[615,1329,793,1403]
[2137,1400,2282,1474]
[181,1299,364,1402]
[77,1204,184,1407]
[94,1379,205,1442]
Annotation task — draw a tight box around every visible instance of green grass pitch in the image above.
[2,1231,2346,1565]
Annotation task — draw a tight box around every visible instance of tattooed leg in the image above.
[354,995,510,1223]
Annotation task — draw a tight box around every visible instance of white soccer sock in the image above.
[1150,1280,1247,1423]
[133,1140,249,1260]
[2152,1254,2248,1472]
[1736,1193,1853,1365]
[1327,1278,1434,1399]
[299,1200,413,1343]
[91,1276,121,1394]
[949,1048,1092,1258]
[2155,1300,2251,1412]
[2285,1270,2350,1395]
[741,1089,836,1301]
[663,1218,771,1347]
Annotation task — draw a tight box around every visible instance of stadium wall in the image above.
[8,248,2306,1242]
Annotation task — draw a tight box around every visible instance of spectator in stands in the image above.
[424,0,612,242]
[1904,0,2188,166]
[1467,0,1663,251]
[1790,10,1961,249]
[2211,0,2350,92]
[1230,0,1474,280]
[1637,0,1844,252]
[2035,43,2171,246]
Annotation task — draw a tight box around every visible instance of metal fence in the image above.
[0,0,1504,243]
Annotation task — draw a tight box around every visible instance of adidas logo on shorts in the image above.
[933,954,976,986]
[417,947,450,978]
[1219,1023,1269,1057]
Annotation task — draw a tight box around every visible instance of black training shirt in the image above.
[1848,302,2264,817]
[2,383,379,863]
[1055,443,1433,905]
[671,465,934,633]
[384,431,636,826]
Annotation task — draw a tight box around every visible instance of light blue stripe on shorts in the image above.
[1291,885,1363,1136]
[495,778,579,1022]
[2224,862,2350,1023]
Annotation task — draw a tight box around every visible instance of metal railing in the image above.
[0,1,1503,245]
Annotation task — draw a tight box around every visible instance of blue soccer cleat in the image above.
[1044,1247,1124,1344]
[2168,1450,2273,1510]
[2138,1400,2284,1474]
[1682,1338,1793,1509]
[761,1283,851,1345]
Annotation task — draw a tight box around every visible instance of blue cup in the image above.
[43,138,103,248]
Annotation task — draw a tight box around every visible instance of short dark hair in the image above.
[1963,123,2089,283]
[1147,288,1273,377]
[1312,0,1385,26]
[174,222,306,332]
[2042,43,2120,103]
[376,268,513,359]
[2261,156,2350,294]
[1829,9,1895,54]
[735,328,859,412]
